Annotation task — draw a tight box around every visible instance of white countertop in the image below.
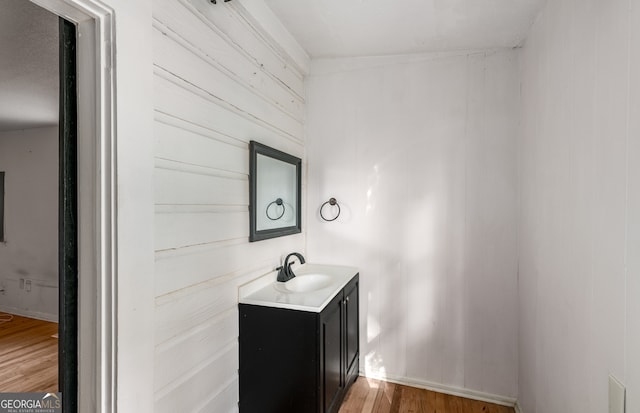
[238,263,359,313]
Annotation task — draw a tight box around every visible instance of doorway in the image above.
[0,0,116,410]
[0,2,77,410]
[0,0,63,394]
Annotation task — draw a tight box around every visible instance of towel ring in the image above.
[320,198,341,222]
[266,198,285,220]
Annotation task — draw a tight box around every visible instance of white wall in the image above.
[151,0,308,411]
[517,0,640,412]
[104,1,156,411]
[306,50,519,400]
[0,126,58,321]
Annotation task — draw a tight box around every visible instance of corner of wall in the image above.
[234,0,310,75]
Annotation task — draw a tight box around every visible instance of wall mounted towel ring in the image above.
[320,198,341,222]
[266,198,286,220]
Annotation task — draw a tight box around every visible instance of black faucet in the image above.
[277,252,306,282]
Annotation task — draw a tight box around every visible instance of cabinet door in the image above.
[320,293,343,413]
[239,304,318,413]
[344,279,359,374]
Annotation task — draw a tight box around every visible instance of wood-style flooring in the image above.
[339,377,515,413]
[0,314,58,392]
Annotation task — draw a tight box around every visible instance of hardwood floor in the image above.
[0,314,58,392]
[339,377,515,413]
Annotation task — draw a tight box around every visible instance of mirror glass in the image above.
[249,141,301,242]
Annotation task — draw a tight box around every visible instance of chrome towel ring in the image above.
[266,198,285,220]
[320,198,341,222]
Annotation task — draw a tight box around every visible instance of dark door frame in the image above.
[58,17,78,413]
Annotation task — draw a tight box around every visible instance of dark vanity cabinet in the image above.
[321,276,359,413]
[239,274,359,413]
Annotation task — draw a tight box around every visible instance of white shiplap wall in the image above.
[151,1,308,411]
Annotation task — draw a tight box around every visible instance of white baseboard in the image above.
[360,370,517,408]
[0,305,58,323]
[514,401,524,413]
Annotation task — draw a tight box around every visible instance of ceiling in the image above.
[0,1,547,131]
[264,0,547,58]
[0,0,59,132]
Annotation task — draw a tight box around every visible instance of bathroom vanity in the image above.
[238,264,359,413]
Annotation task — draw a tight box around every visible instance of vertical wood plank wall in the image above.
[518,0,640,411]
[306,51,519,400]
[151,1,306,411]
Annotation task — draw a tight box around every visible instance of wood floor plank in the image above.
[444,393,464,413]
[397,385,425,412]
[371,380,395,413]
[341,377,371,413]
[435,392,446,412]
[388,382,402,413]
[0,314,58,392]
[424,389,437,412]
[338,377,515,413]
[461,396,483,413]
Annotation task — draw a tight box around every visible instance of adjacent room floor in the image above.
[339,377,515,413]
[0,314,58,392]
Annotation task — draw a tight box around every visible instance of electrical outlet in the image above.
[25,279,32,292]
[609,375,625,413]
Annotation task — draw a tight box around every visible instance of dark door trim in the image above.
[59,17,78,413]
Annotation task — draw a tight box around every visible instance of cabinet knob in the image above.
[346,296,350,302]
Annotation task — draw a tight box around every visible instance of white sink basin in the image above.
[276,273,332,293]
[240,264,359,312]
